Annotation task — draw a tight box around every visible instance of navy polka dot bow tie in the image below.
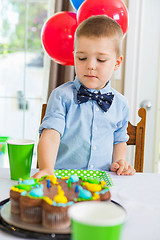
[77,85,114,112]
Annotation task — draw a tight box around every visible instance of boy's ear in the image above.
[114,55,123,70]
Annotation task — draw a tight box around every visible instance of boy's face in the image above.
[74,36,122,90]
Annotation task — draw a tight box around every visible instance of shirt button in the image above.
[90,164,94,169]
[96,107,99,111]
[93,146,97,150]
[95,126,98,131]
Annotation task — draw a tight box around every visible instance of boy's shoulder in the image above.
[110,87,128,106]
[54,81,74,92]
[51,81,75,98]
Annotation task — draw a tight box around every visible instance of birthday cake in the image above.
[10,173,111,230]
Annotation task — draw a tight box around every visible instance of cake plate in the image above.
[0,198,71,240]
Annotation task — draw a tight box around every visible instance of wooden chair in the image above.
[40,103,47,126]
[127,108,146,172]
[39,104,146,172]
[37,104,47,168]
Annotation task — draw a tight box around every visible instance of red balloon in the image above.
[41,12,77,65]
[77,0,128,36]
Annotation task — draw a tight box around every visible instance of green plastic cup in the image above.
[7,139,34,180]
[68,201,126,240]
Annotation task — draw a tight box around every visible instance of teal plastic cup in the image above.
[7,139,34,180]
[68,201,126,240]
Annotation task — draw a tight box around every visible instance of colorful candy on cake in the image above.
[10,174,111,230]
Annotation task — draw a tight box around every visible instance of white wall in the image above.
[124,0,160,172]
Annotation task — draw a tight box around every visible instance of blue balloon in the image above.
[70,0,85,11]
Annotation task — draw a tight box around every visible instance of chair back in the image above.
[40,104,47,125]
[127,108,146,172]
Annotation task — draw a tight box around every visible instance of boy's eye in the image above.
[97,59,106,62]
[78,57,87,61]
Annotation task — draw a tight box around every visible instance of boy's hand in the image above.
[32,168,55,179]
[110,159,136,175]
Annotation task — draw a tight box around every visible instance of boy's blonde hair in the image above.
[75,15,123,56]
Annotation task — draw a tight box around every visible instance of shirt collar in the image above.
[74,76,112,94]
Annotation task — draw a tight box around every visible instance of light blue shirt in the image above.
[39,76,129,171]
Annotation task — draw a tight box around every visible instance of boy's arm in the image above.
[32,128,60,178]
[111,142,135,175]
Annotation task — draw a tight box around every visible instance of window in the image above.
[0,0,50,167]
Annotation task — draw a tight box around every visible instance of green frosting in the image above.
[80,177,100,184]
[15,182,40,191]
[87,178,100,184]
[75,197,94,202]
[15,184,33,191]
[101,186,109,190]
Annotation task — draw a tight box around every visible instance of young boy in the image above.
[34,15,135,178]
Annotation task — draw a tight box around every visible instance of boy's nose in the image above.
[87,60,96,70]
